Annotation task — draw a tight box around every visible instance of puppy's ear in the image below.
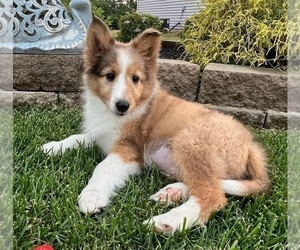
[84,17,114,68]
[131,29,161,60]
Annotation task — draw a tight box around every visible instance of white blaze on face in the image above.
[109,49,132,112]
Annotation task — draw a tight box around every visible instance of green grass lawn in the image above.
[14,106,287,250]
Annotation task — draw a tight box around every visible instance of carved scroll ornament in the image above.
[0,0,92,53]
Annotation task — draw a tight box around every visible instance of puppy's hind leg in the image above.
[144,195,202,234]
[149,182,189,206]
[146,127,228,233]
[171,129,228,227]
[42,133,93,155]
[145,178,226,234]
[145,147,227,233]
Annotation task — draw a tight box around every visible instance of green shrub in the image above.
[182,0,287,69]
[117,12,161,42]
[95,0,136,30]
[62,0,136,30]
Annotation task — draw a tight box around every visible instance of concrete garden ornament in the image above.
[0,0,92,53]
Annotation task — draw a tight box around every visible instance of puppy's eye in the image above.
[132,75,139,84]
[106,73,115,81]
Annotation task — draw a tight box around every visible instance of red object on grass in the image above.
[33,244,54,250]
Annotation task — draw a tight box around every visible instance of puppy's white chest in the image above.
[83,90,122,154]
[95,121,121,154]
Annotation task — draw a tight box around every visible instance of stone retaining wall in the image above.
[13,54,289,129]
[200,63,287,129]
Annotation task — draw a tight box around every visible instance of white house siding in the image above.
[137,0,204,30]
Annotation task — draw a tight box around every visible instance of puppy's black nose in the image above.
[116,100,130,113]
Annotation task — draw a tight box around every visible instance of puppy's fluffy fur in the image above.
[43,17,271,234]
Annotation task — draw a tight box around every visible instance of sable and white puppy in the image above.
[43,17,271,234]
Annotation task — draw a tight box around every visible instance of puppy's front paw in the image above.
[42,141,63,155]
[78,189,109,214]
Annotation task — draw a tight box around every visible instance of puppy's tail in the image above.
[221,142,271,196]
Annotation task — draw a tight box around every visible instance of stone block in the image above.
[288,112,300,129]
[264,110,288,129]
[13,91,58,107]
[13,54,84,92]
[288,73,300,113]
[58,91,82,106]
[158,59,200,101]
[199,63,287,112]
[0,55,13,91]
[0,91,13,108]
[206,105,266,128]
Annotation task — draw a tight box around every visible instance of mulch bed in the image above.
[159,45,189,61]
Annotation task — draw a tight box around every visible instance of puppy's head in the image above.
[84,17,161,117]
